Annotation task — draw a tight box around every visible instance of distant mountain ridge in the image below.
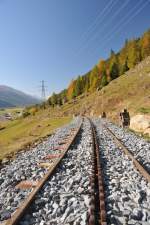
[0,85,40,108]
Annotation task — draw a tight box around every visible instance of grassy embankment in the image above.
[0,107,23,115]
[0,108,71,160]
[0,107,23,129]
[59,56,150,123]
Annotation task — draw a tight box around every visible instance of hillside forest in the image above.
[48,29,150,106]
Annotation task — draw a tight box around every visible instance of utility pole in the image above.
[40,80,47,101]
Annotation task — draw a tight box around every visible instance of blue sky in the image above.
[0,0,150,97]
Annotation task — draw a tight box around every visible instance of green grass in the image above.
[0,107,23,115]
[0,113,71,160]
[137,107,150,114]
[129,128,150,141]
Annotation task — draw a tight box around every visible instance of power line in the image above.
[80,0,130,54]
[106,1,147,47]
[75,0,116,55]
[76,0,128,56]
[76,0,149,59]
[79,0,114,42]
[100,0,149,49]
[89,0,148,56]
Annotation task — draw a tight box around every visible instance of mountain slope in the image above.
[0,99,15,108]
[58,56,150,121]
[0,85,40,108]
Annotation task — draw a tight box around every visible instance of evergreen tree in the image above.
[51,92,57,105]
[141,30,150,59]
[110,49,115,57]
[118,40,128,75]
[84,72,90,92]
[127,40,141,69]
[98,59,106,79]
[108,50,120,78]
[75,76,83,96]
[110,62,119,80]
[121,59,129,74]
[89,65,100,91]
[67,80,76,100]
[100,71,108,87]
[57,97,62,106]
[48,97,52,106]
[60,89,68,104]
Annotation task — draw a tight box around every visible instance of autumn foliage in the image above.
[48,29,150,105]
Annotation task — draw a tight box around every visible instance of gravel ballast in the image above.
[19,119,93,225]
[94,119,150,225]
[103,119,150,173]
[0,118,81,222]
[1,117,150,225]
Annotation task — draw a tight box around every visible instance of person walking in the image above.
[122,109,130,127]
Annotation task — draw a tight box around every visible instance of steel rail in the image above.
[5,121,83,225]
[104,125,150,183]
[88,118,107,225]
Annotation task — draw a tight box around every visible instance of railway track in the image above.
[1,118,107,225]
[17,119,101,225]
[0,119,82,224]
[103,125,150,183]
[103,120,150,174]
[88,119,107,225]
[94,119,150,225]
[3,122,82,225]
[0,118,150,225]
[90,118,150,225]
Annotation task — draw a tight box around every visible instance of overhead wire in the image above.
[101,0,149,50]
[75,0,118,55]
[89,0,148,56]
[77,0,130,55]
[79,0,114,43]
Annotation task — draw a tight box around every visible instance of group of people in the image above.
[101,109,130,128]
